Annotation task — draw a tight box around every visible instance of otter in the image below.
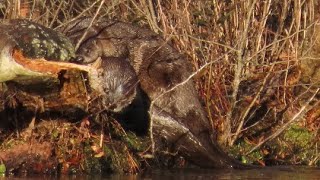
[75,38,104,64]
[65,18,250,168]
[62,18,160,65]
[94,56,138,112]
[92,56,149,134]
[75,37,129,64]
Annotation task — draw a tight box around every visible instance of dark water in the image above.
[5,166,320,180]
[142,167,320,180]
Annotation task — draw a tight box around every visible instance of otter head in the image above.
[99,57,138,112]
[74,39,103,64]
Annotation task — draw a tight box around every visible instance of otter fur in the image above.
[64,18,248,168]
[94,57,138,112]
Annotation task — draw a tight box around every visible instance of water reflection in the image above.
[141,166,320,180]
[5,166,320,180]
[140,166,320,180]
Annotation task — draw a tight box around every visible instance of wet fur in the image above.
[97,57,138,112]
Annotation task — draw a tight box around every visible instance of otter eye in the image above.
[85,48,91,53]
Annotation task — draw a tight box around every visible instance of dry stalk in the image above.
[74,0,105,51]
[247,23,315,62]
[271,0,289,57]
[129,0,161,33]
[252,0,271,64]
[147,0,159,33]
[225,0,258,146]
[54,1,99,30]
[48,0,63,28]
[185,35,237,52]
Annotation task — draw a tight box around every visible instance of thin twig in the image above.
[54,1,99,30]
[75,0,105,51]
[49,0,64,28]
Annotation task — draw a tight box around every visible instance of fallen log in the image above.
[0,19,102,116]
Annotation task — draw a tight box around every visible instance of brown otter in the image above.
[62,18,160,65]
[94,56,139,112]
[75,38,104,63]
[64,18,249,168]
[135,41,246,168]
[75,38,127,64]
[91,56,150,134]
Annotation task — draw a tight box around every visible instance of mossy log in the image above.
[0,19,99,119]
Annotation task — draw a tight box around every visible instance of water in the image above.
[142,167,320,180]
[104,166,320,180]
[4,166,320,180]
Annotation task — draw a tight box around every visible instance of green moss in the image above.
[82,142,105,174]
[275,124,317,164]
[0,163,6,174]
[124,132,149,152]
[229,139,263,165]
[283,124,313,147]
[229,124,318,166]
[5,19,75,61]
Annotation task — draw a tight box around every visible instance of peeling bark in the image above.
[0,19,98,119]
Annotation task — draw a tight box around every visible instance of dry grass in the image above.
[1,0,319,165]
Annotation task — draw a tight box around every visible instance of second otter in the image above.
[95,57,138,112]
[92,56,149,134]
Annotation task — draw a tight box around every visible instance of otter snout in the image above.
[70,56,85,64]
